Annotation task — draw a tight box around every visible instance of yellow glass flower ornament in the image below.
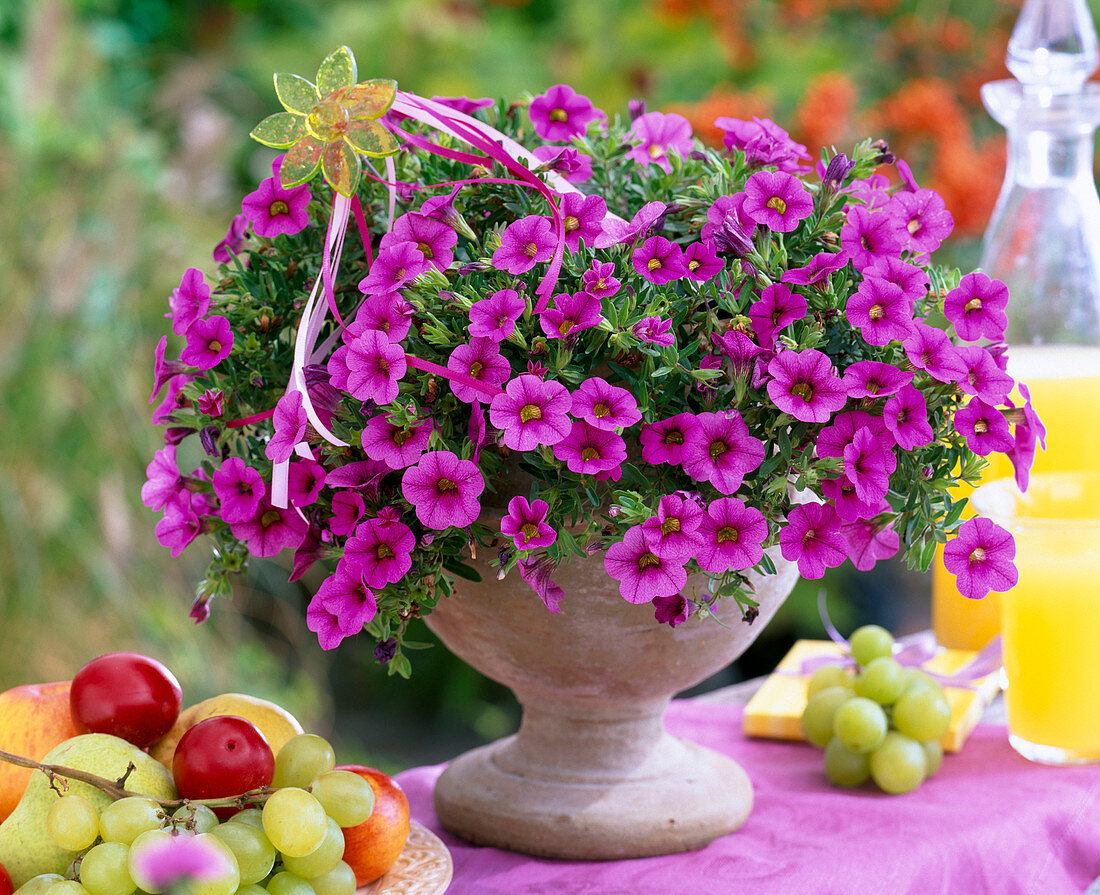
[249,46,399,197]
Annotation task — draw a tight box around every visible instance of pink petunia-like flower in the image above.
[345,330,407,404]
[886,188,954,255]
[701,193,756,247]
[329,490,365,537]
[781,249,850,287]
[903,322,968,384]
[748,283,807,345]
[447,338,512,404]
[633,236,688,285]
[841,360,913,399]
[956,345,1014,404]
[230,498,307,558]
[593,200,667,249]
[883,384,934,450]
[682,242,724,283]
[361,414,433,470]
[346,293,414,345]
[1006,382,1047,491]
[715,116,809,172]
[196,389,223,417]
[306,594,347,651]
[640,494,705,563]
[681,410,766,494]
[343,517,415,588]
[288,459,326,506]
[212,457,266,524]
[528,84,600,141]
[500,496,557,550]
[155,493,204,558]
[840,206,909,272]
[180,316,233,370]
[315,561,377,637]
[861,256,930,305]
[489,374,572,451]
[696,497,769,573]
[943,272,1010,342]
[213,214,248,264]
[712,329,767,379]
[954,398,1014,456]
[581,260,621,298]
[604,524,688,604]
[743,170,814,233]
[559,192,607,253]
[532,145,593,183]
[518,554,565,613]
[653,594,689,628]
[942,516,1018,599]
[469,288,526,342]
[779,502,848,579]
[843,427,897,504]
[141,445,185,511]
[846,278,916,346]
[552,421,627,475]
[539,291,603,340]
[152,374,192,426]
[492,215,556,274]
[632,315,675,347]
[241,176,311,238]
[821,475,888,523]
[626,112,694,173]
[265,390,308,463]
[168,268,211,337]
[401,450,485,529]
[571,377,641,431]
[358,242,430,296]
[640,413,697,466]
[766,349,848,424]
[843,520,901,572]
[816,410,892,460]
[382,212,457,272]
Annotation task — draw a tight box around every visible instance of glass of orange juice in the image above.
[972,472,1100,765]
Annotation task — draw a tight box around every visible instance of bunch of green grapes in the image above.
[15,735,373,895]
[800,625,953,794]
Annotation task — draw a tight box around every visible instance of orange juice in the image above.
[931,346,1100,649]
[974,473,1100,764]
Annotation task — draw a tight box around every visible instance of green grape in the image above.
[262,787,327,857]
[265,871,315,895]
[800,686,852,748]
[272,734,336,789]
[127,828,174,894]
[922,740,944,777]
[44,881,87,895]
[806,664,853,698]
[902,668,942,694]
[823,737,871,788]
[869,731,927,794]
[853,656,906,706]
[235,887,268,895]
[79,842,137,895]
[171,804,219,834]
[228,807,265,829]
[309,770,374,827]
[187,834,240,895]
[210,821,276,885]
[45,794,100,851]
[848,625,894,667]
[14,875,65,895]
[893,684,952,743]
[832,696,888,754]
[281,817,345,879]
[309,861,357,895]
[100,797,164,845]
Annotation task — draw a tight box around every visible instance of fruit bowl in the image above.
[359,822,453,894]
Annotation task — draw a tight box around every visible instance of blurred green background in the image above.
[0,0,1083,771]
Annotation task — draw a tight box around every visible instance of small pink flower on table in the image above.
[129,832,234,891]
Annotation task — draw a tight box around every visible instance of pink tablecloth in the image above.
[395,700,1100,895]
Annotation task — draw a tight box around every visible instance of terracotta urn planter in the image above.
[423,549,800,860]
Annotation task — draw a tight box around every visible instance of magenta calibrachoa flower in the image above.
[632,316,675,346]
[241,176,312,238]
[559,192,607,253]
[887,188,954,255]
[943,516,1018,599]
[539,291,603,340]
[640,494,705,562]
[604,524,688,604]
[681,411,766,494]
[528,84,600,142]
[639,414,694,466]
[954,398,1014,456]
[359,242,430,295]
[469,289,526,341]
[627,111,694,173]
[344,330,407,404]
[697,497,768,574]
[169,268,210,336]
[862,255,930,305]
[553,421,627,475]
[266,390,308,463]
[401,450,484,529]
[489,374,572,451]
[845,278,915,346]
[903,322,967,384]
[943,272,1010,342]
[212,457,266,524]
[581,260,621,298]
[500,496,556,550]
[766,349,847,424]
[841,360,913,399]
[743,170,814,233]
[343,517,415,587]
[360,414,433,470]
[779,502,848,579]
[883,384,934,450]
[493,215,556,274]
[180,316,233,370]
[571,377,641,431]
[633,236,687,285]
[230,498,307,558]
[447,338,512,403]
[841,206,909,271]
[384,211,458,272]
[313,562,377,641]
[748,283,807,345]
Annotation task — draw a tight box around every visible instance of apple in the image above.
[0,858,12,895]
[71,652,182,748]
[173,715,274,817]
[335,764,410,885]
[0,681,82,822]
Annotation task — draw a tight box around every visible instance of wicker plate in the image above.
[358,821,453,895]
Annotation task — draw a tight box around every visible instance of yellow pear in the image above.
[148,693,304,767]
[0,733,176,886]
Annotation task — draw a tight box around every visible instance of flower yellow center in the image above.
[716,525,739,544]
[436,477,458,493]
[907,218,922,235]
[865,379,881,395]
[791,382,814,401]
[648,144,663,159]
[521,522,541,540]
[688,259,700,271]
[550,108,568,122]
[261,510,282,528]
[592,402,612,418]
[580,447,600,461]
[965,297,983,312]
[766,196,787,214]
[595,278,607,289]
[392,429,411,447]
[376,357,390,375]
[802,528,817,543]
[208,340,222,353]
[664,430,684,446]
[868,303,884,321]
[417,241,431,255]
[520,403,543,423]
[558,318,576,336]
[708,440,728,461]
[969,546,987,563]
[376,543,395,560]
[974,419,988,434]
[468,361,484,378]
[564,215,580,232]
[638,551,661,569]
[647,258,662,272]
[524,241,539,257]
[269,201,289,216]
[307,101,349,141]
[661,517,681,536]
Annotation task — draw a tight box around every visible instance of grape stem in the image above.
[0,747,277,809]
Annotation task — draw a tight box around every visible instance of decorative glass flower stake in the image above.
[249,45,399,197]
